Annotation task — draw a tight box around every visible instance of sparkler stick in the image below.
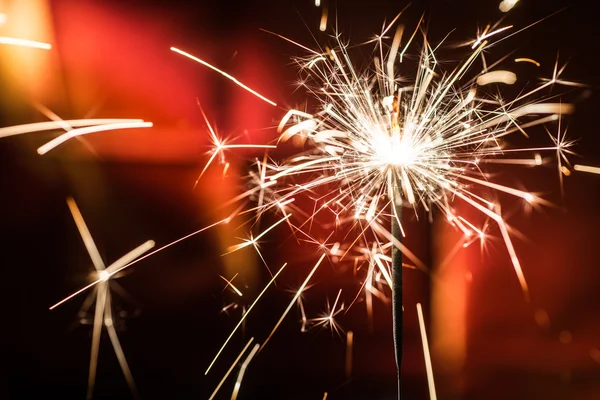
[391,182,404,398]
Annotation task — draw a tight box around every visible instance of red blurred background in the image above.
[3,0,600,399]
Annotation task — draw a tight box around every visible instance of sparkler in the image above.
[1,3,590,398]
[175,9,584,398]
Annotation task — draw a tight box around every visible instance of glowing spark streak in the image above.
[373,254,393,288]
[219,275,243,297]
[514,57,540,66]
[306,56,326,68]
[474,103,574,134]
[454,191,528,298]
[171,47,277,106]
[104,292,139,399]
[417,303,437,400]
[574,164,600,175]
[87,282,107,400]
[278,198,295,208]
[50,219,227,310]
[399,14,423,62]
[67,198,106,272]
[319,7,328,32]
[65,197,140,398]
[259,29,320,56]
[476,70,517,85]
[331,289,343,316]
[230,343,260,400]
[277,109,313,133]
[457,216,485,239]
[0,119,145,139]
[371,222,427,271]
[225,214,291,254]
[472,25,512,49]
[345,330,354,378]
[315,0,320,6]
[386,25,404,88]
[208,338,255,400]
[206,263,288,375]
[457,174,536,202]
[269,156,341,180]
[37,122,153,155]
[280,119,317,142]
[0,36,51,49]
[259,254,326,352]
[499,0,519,13]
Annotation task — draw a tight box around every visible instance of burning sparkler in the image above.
[173,9,584,398]
[3,2,590,398]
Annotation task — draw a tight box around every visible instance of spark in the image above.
[230,343,260,400]
[515,57,540,67]
[37,121,153,155]
[499,0,519,13]
[0,36,51,49]
[307,288,345,335]
[65,198,152,399]
[574,164,600,175]
[476,70,517,85]
[50,218,229,310]
[417,303,437,400]
[196,107,276,182]
[319,7,328,32]
[219,274,243,297]
[0,119,146,139]
[260,253,326,351]
[345,330,354,378]
[206,263,288,375]
[225,214,291,257]
[208,338,255,400]
[171,47,277,106]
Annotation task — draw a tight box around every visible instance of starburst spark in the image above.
[65,197,155,399]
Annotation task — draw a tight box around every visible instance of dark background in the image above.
[3,0,600,399]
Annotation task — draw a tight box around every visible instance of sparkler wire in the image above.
[391,184,403,399]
